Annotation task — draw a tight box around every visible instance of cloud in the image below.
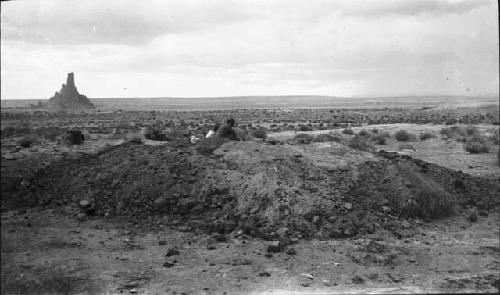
[1,0,257,45]
[1,0,498,98]
[340,0,492,17]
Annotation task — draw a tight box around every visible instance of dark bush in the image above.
[314,133,341,142]
[348,135,375,152]
[464,141,489,154]
[403,185,456,219]
[145,129,168,141]
[64,130,84,145]
[342,128,354,135]
[464,125,479,136]
[299,125,313,132]
[441,126,466,138]
[252,128,267,139]
[293,133,314,144]
[419,132,436,141]
[195,136,227,156]
[17,135,39,148]
[394,130,416,142]
[372,134,387,145]
[358,129,370,136]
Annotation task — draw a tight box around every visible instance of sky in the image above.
[1,0,498,99]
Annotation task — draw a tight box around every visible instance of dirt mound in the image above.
[13,140,500,239]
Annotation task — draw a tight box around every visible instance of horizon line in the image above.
[2,93,499,101]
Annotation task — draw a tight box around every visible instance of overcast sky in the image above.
[1,0,498,99]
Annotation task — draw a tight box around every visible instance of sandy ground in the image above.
[1,123,499,294]
[268,123,500,178]
[1,207,499,294]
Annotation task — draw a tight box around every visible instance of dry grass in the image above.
[195,136,227,156]
[464,134,490,154]
[342,128,355,135]
[419,132,436,141]
[252,128,267,139]
[348,135,375,152]
[1,265,101,295]
[394,130,416,142]
[402,185,456,219]
[372,134,387,145]
[314,133,341,142]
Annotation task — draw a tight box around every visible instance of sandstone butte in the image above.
[49,72,95,111]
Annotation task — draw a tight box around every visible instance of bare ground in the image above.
[1,207,498,294]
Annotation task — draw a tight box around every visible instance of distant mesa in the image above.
[49,73,95,110]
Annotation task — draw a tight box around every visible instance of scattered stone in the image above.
[365,240,386,253]
[79,200,91,208]
[286,248,297,255]
[468,209,478,223]
[76,213,87,221]
[352,276,364,284]
[264,253,273,258]
[478,210,488,217]
[301,273,314,280]
[259,272,271,277]
[158,240,167,246]
[407,257,417,263]
[178,226,192,232]
[381,206,391,213]
[266,241,282,253]
[212,233,227,242]
[207,245,216,250]
[387,273,404,283]
[163,261,175,268]
[166,248,180,257]
[344,202,353,210]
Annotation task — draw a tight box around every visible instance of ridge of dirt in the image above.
[6,140,500,240]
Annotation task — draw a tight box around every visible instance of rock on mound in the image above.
[49,73,95,111]
[18,141,500,239]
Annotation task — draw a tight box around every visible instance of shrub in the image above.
[440,126,466,138]
[394,130,415,141]
[464,141,489,154]
[314,133,341,142]
[348,135,375,152]
[195,136,227,156]
[403,185,456,219]
[252,128,267,139]
[17,135,39,148]
[358,129,370,136]
[372,134,387,145]
[293,133,314,144]
[371,128,379,134]
[464,134,489,154]
[342,128,354,135]
[485,127,499,145]
[298,125,313,132]
[464,125,479,136]
[419,132,436,141]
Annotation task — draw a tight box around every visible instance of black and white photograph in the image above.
[1,0,499,294]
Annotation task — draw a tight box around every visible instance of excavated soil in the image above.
[6,140,499,241]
